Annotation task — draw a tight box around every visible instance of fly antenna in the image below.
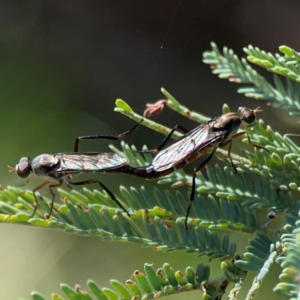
[8,165,32,186]
[7,165,16,173]
[253,106,263,115]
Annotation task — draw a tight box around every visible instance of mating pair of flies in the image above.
[14,106,264,228]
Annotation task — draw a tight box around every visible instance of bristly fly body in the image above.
[15,152,130,218]
[121,106,265,228]
[13,121,141,218]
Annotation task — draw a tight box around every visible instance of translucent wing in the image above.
[152,119,228,172]
[54,152,128,173]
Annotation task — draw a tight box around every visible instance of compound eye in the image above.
[238,107,255,124]
[15,157,31,178]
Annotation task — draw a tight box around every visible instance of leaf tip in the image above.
[115,99,133,112]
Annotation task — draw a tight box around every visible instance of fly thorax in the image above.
[212,113,242,142]
[31,154,61,179]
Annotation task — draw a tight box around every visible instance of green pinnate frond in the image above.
[234,231,281,298]
[274,212,300,298]
[122,184,261,234]
[159,88,210,123]
[154,161,293,215]
[243,119,300,154]
[235,231,280,272]
[203,42,300,115]
[24,263,233,300]
[111,77,300,297]
[278,46,300,65]
[7,42,300,298]
[0,186,238,259]
[115,98,133,113]
[244,45,300,82]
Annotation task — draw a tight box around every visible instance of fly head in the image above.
[238,107,262,125]
[15,157,32,178]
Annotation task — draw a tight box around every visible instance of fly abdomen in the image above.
[119,164,161,179]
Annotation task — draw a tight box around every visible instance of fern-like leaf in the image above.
[274,211,300,298]
[203,42,300,115]
[24,262,234,300]
[6,42,300,299]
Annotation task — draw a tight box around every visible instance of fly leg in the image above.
[220,131,246,172]
[74,119,143,152]
[220,138,238,173]
[31,181,50,217]
[244,132,268,153]
[139,124,190,154]
[157,125,189,151]
[185,148,216,229]
[68,179,130,217]
[220,131,268,172]
[47,181,63,217]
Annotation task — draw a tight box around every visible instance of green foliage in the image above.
[27,263,230,300]
[274,210,300,298]
[2,42,300,299]
[203,43,300,115]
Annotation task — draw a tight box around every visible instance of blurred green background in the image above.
[1,1,300,299]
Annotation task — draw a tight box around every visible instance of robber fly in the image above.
[121,106,265,228]
[13,121,141,218]
[41,106,263,228]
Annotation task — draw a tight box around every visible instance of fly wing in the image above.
[54,152,128,173]
[152,120,227,171]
